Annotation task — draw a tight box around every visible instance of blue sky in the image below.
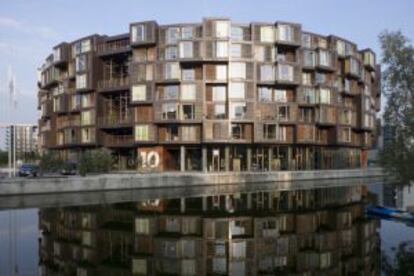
[0,0,413,148]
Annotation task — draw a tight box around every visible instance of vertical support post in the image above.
[8,126,11,178]
[287,146,293,171]
[202,146,207,173]
[180,145,185,172]
[247,147,252,171]
[224,146,230,172]
[247,193,252,209]
[268,147,273,171]
[13,125,16,177]
[202,196,208,211]
[180,198,186,213]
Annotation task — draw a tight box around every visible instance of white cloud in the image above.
[0,16,59,39]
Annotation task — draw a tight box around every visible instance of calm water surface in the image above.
[0,182,413,275]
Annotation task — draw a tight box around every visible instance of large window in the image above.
[181,84,196,100]
[182,126,197,141]
[302,33,312,48]
[215,21,229,38]
[231,26,243,40]
[216,65,227,80]
[76,74,87,89]
[303,88,316,104]
[181,27,193,39]
[336,40,345,56]
[303,50,315,67]
[81,110,93,125]
[131,25,146,43]
[214,104,226,119]
[278,24,294,42]
[216,41,228,58]
[230,62,246,79]
[229,82,245,99]
[231,44,242,58]
[132,85,146,101]
[166,27,180,44]
[263,124,286,141]
[135,125,149,141]
[260,65,273,81]
[181,104,195,120]
[182,68,195,81]
[179,41,193,58]
[230,103,246,119]
[164,85,179,100]
[319,50,331,67]
[258,87,272,102]
[162,103,178,119]
[302,72,312,85]
[81,94,93,108]
[274,89,287,103]
[260,26,274,43]
[278,106,290,121]
[212,86,226,102]
[277,64,294,81]
[73,39,91,55]
[165,63,180,79]
[81,128,94,143]
[350,58,360,75]
[165,46,178,60]
[76,55,87,72]
[319,88,331,104]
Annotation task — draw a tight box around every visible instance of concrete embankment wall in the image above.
[0,168,386,196]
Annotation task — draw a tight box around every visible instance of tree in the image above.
[78,149,113,176]
[39,152,64,173]
[378,31,414,183]
[0,150,8,166]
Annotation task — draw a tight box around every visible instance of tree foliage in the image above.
[79,149,113,176]
[378,31,414,183]
[39,152,65,173]
[0,150,8,166]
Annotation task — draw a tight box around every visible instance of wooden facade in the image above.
[38,18,381,171]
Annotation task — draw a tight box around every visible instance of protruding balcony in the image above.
[97,114,133,129]
[103,134,134,148]
[97,38,131,57]
[97,77,130,92]
[130,21,158,47]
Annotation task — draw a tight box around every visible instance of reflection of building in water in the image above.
[38,186,380,275]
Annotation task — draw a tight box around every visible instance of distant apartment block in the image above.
[5,124,38,161]
[38,18,381,172]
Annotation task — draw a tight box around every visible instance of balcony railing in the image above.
[96,40,130,55]
[97,115,132,128]
[103,135,134,147]
[97,77,130,91]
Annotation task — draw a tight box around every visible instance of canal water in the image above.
[0,182,413,275]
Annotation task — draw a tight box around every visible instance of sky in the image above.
[0,0,413,149]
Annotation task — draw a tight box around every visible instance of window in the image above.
[164,85,179,100]
[364,97,370,111]
[319,88,331,104]
[76,74,87,89]
[231,26,243,40]
[263,124,286,140]
[214,104,226,119]
[278,64,294,81]
[71,94,81,110]
[76,55,87,72]
[216,41,228,58]
[216,65,227,80]
[302,33,312,48]
[162,103,178,119]
[166,27,180,44]
[258,87,272,102]
[181,27,193,39]
[131,24,146,43]
[182,68,195,81]
[132,259,147,274]
[73,39,91,55]
[231,241,246,258]
[231,44,242,58]
[165,63,180,79]
[135,125,150,141]
[337,40,345,56]
[182,126,197,141]
[303,88,316,104]
[135,219,150,234]
[350,58,360,75]
[341,127,351,142]
[300,108,314,123]
[179,41,193,58]
[230,62,246,79]
[278,106,290,121]
[132,85,146,101]
[81,110,93,125]
[274,89,287,103]
[53,48,61,61]
[315,72,326,85]
[165,46,178,60]
[230,103,246,119]
[302,72,312,85]
[213,258,227,274]
[81,94,93,108]
[165,126,179,141]
[181,260,196,275]
[278,24,293,41]
[319,50,331,67]
[229,82,245,99]
[181,105,195,119]
[260,65,274,81]
[81,128,94,143]
[303,50,315,67]
[215,21,229,38]
[181,84,196,100]
[260,26,274,43]
[231,124,243,139]
[318,38,327,49]
[212,86,226,101]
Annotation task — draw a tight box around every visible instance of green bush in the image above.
[39,152,65,173]
[79,149,113,176]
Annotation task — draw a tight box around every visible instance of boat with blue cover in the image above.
[366,205,414,221]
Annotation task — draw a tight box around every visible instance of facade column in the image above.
[180,198,186,213]
[287,146,293,170]
[247,147,252,171]
[268,147,273,171]
[247,193,252,209]
[224,146,230,172]
[202,196,208,211]
[180,145,185,172]
[202,146,208,173]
